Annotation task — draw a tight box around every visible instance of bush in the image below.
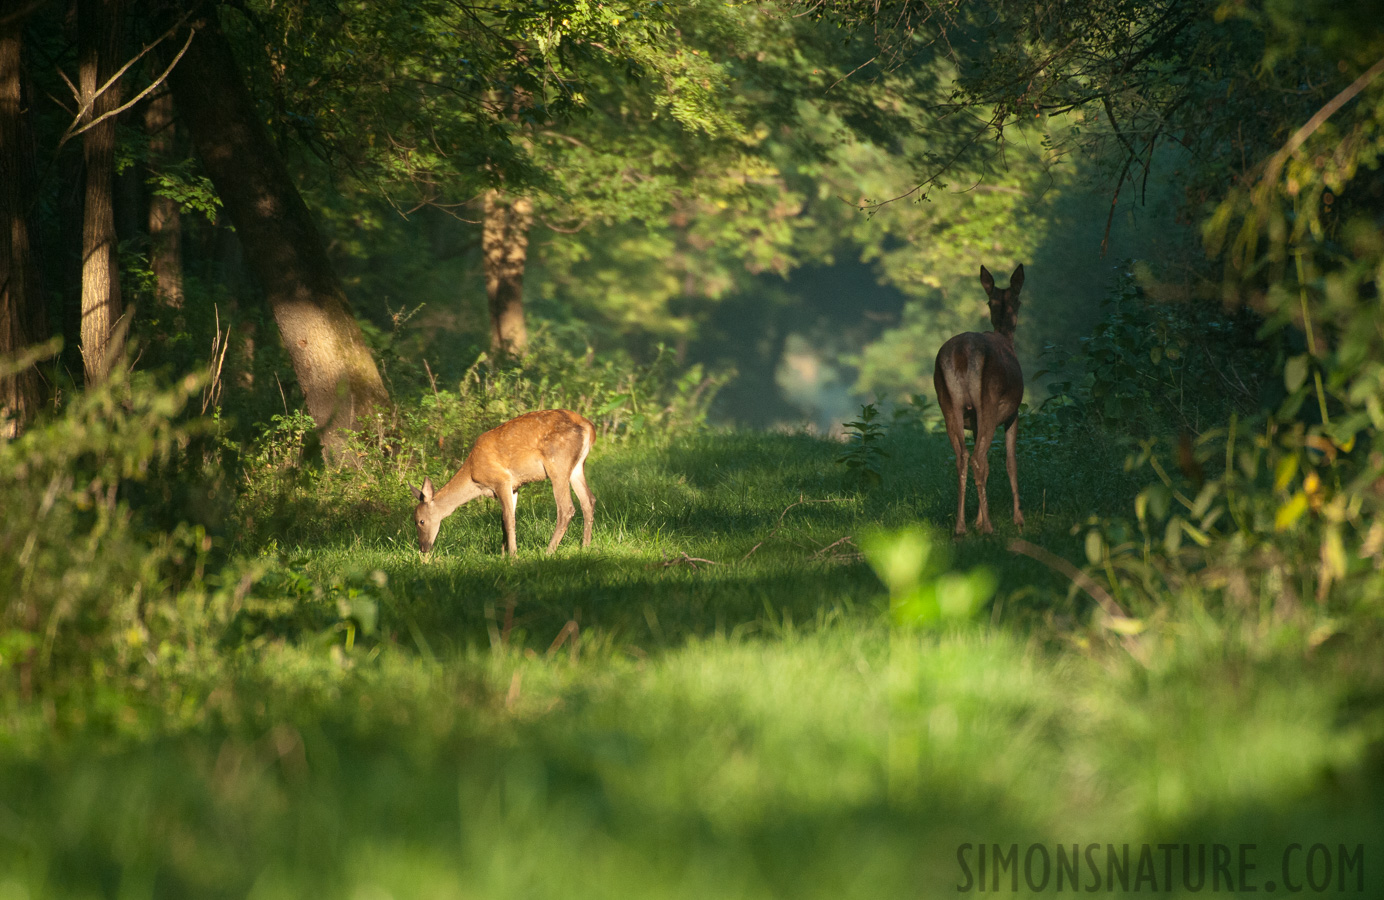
[0,363,222,706]
[1047,271,1384,654]
[1029,268,1273,447]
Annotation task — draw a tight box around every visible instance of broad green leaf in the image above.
[1273,454,1299,492]
[1284,354,1310,393]
[1274,492,1309,532]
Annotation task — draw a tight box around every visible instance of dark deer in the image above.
[933,264,1026,536]
[411,409,595,557]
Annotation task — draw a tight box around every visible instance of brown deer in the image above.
[411,409,596,557]
[933,264,1026,536]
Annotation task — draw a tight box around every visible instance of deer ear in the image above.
[413,477,434,503]
[979,265,995,292]
[1009,264,1025,295]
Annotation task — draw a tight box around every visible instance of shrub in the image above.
[0,363,221,704]
[1029,268,1273,447]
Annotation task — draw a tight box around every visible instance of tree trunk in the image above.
[482,188,531,357]
[0,19,47,437]
[167,10,389,450]
[144,87,183,309]
[78,0,125,385]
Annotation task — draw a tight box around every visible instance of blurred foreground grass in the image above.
[2,426,1381,898]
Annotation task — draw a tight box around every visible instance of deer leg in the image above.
[1004,418,1023,529]
[954,440,972,536]
[940,413,969,536]
[970,417,996,535]
[499,482,519,557]
[572,464,595,547]
[546,471,576,554]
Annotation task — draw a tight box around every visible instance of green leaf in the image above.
[1084,530,1105,565]
[597,393,632,415]
[1284,354,1310,393]
[1273,454,1299,492]
[1274,492,1309,532]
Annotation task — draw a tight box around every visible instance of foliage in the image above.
[7,1,1384,893]
[836,401,889,488]
[863,526,996,627]
[236,0,746,198]
[0,360,219,701]
[1033,0,1384,640]
[396,330,729,449]
[146,160,223,224]
[1029,266,1272,442]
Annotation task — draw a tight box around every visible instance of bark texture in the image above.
[78,0,125,385]
[167,11,389,447]
[0,20,46,437]
[144,88,183,309]
[482,188,532,356]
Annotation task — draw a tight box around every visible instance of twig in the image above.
[57,20,199,150]
[201,304,229,414]
[741,494,849,561]
[422,358,440,398]
[654,551,718,570]
[810,535,862,561]
[1260,52,1384,189]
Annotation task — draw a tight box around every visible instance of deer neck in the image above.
[435,466,486,516]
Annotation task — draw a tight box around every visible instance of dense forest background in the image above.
[3,0,1384,896]
[3,0,1208,437]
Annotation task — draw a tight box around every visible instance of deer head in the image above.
[980,263,1024,337]
[411,476,442,553]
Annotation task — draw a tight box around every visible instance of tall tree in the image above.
[77,0,126,384]
[166,9,389,449]
[0,14,48,436]
[482,188,532,356]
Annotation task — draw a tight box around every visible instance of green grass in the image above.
[1,425,1380,898]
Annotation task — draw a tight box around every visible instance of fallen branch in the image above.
[742,494,851,561]
[1008,539,1147,664]
[810,535,861,561]
[1009,538,1129,619]
[654,551,718,570]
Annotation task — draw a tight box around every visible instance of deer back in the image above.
[466,409,593,489]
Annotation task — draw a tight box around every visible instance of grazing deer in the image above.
[411,409,596,557]
[933,264,1026,536]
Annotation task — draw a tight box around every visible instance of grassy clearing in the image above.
[2,425,1381,898]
